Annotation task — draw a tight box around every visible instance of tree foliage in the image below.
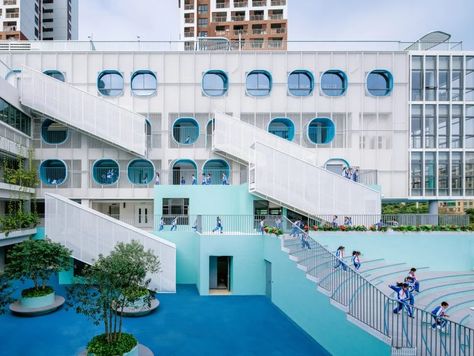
[382,202,429,214]
[5,239,72,291]
[0,273,13,314]
[67,240,160,345]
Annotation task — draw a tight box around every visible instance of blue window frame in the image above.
[128,159,154,185]
[321,70,347,96]
[268,118,295,141]
[43,70,65,82]
[246,70,272,97]
[41,119,68,144]
[39,160,67,186]
[97,70,124,96]
[202,70,228,96]
[367,70,393,96]
[288,70,314,96]
[307,118,335,144]
[173,118,200,145]
[93,159,120,185]
[202,159,230,185]
[131,70,157,96]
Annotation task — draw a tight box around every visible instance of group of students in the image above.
[389,268,450,330]
[333,246,362,271]
[342,166,359,182]
[153,171,229,185]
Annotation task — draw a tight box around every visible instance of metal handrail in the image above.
[282,216,474,353]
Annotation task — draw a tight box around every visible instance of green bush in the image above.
[122,287,149,300]
[0,211,39,234]
[21,285,54,298]
[87,333,137,356]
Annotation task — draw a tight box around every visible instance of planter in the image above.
[81,343,154,356]
[112,294,160,317]
[87,344,139,356]
[20,291,55,309]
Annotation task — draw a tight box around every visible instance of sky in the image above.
[78,0,474,49]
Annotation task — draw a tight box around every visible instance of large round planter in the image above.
[80,344,153,356]
[20,291,55,309]
[112,294,160,317]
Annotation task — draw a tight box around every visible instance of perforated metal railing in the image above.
[281,217,473,355]
[45,193,176,292]
[19,66,147,156]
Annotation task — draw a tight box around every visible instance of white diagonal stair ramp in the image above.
[19,66,147,156]
[45,193,176,292]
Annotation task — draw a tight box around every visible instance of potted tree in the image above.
[6,238,71,313]
[0,273,13,314]
[68,240,160,356]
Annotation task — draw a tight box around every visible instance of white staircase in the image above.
[212,112,381,218]
[19,66,147,156]
[45,193,176,292]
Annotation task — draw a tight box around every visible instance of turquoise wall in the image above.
[263,235,391,356]
[33,226,45,240]
[312,232,474,271]
[154,184,255,216]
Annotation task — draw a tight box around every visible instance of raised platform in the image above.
[9,295,65,316]
[78,344,154,356]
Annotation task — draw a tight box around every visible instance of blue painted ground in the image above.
[0,280,329,356]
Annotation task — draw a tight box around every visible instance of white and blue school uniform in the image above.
[222,174,228,185]
[389,285,414,317]
[201,175,207,185]
[290,220,299,237]
[192,176,197,185]
[170,218,178,231]
[334,249,347,271]
[301,233,311,249]
[352,254,361,270]
[212,218,223,233]
[431,305,448,328]
[159,219,164,231]
[260,220,265,235]
[408,271,420,292]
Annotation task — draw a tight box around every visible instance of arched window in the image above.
[43,70,65,82]
[5,69,21,87]
[131,70,157,96]
[288,70,314,96]
[128,159,154,185]
[93,159,120,185]
[202,70,228,96]
[39,160,67,186]
[367,70,393,96]
[97,70,124,96]
[172,159,197,185]
[268,118,295,141]
[202,159,230,185]
[307,118,335,144]
[41,119,68,144]
[324,158,350,175]
[321,70,347,96]
[246,70,272,96]
[172,118,200,145]
[206,119,215,149]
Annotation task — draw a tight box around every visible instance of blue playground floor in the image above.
[0,281,329,356]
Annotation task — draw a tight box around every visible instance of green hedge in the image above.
[87,333,138,356]
[309,224,474,232]
[21,285,54,298]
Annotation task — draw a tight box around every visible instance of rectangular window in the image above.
[451,105,463,148]
[466,152,474,196]
[452,56,463,101]
[466,105,474,148]
[439,56,450,101]
[425,56,437,101]
[411,104,423,148]
[411,152,423,196]
[425,152,436,196]
[452,152,463,196]
[425,104,436,148]
[466,56,474,101]
[198,4,208,14]
[197,18,208,27]
[0,98,31,135]
[438,105,449,148]
[162,198,189,224]
[411,56,423,101]
[438,152,449,196]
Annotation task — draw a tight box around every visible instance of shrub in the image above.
[87,333,137,356]
[21,285,54,298]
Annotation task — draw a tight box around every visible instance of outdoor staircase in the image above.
[212,112,381,221]
[278,220,473,356]
[45,193,176,292]
[19,66,147,156]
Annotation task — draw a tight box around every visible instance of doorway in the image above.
[265,260,272,299]
[209,256,231,294]
[135,204,152,228]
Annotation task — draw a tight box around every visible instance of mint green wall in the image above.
[33,227,45,240]
[154,184,255,216]
[312,232,474,271]
[263,235,390,356]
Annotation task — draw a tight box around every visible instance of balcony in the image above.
[249,15,264,20]
[231,15,245,21]
[3,25,17,32]
[253,0,266,6]
[234,1,248,7]
[184,2,194,10]
[270,27,286,34]
[216,1,229,8]
[213,16,227,22]
[234,29,247,36]
[3,0,17,5]
[184,17,194,24]
[271,0,286,5]
[184,32,195,38]
[252,28,266,35]
[5,12,19,18]
[269,13,284,20]
[268,39,283,48]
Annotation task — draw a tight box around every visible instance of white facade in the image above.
[0,0,39,39]
[42,0,78,40]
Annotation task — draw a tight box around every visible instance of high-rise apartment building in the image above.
[178,0,288,50]
[0,0,77,41]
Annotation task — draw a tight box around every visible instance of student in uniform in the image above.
[290,220,300,237]
[259,218,265,235]
[201,173,207,185]
[180,176,186,185]
[170,217,178,231]
[352,251,361,270]
[155,172,160,185]
[332,215,338,228]
[334,246,347,271]
[206,173,212,185]
[301,232,311,249]
[275,217,282,230]
[159,217,164,231]
[222,173,228,185]
[191,174,197,185]
[389,282,414,318]
[431,302,449,330]
[212,216,223,233]
[408,268,420,292]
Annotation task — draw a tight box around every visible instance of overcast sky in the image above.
[79,0,474,49]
